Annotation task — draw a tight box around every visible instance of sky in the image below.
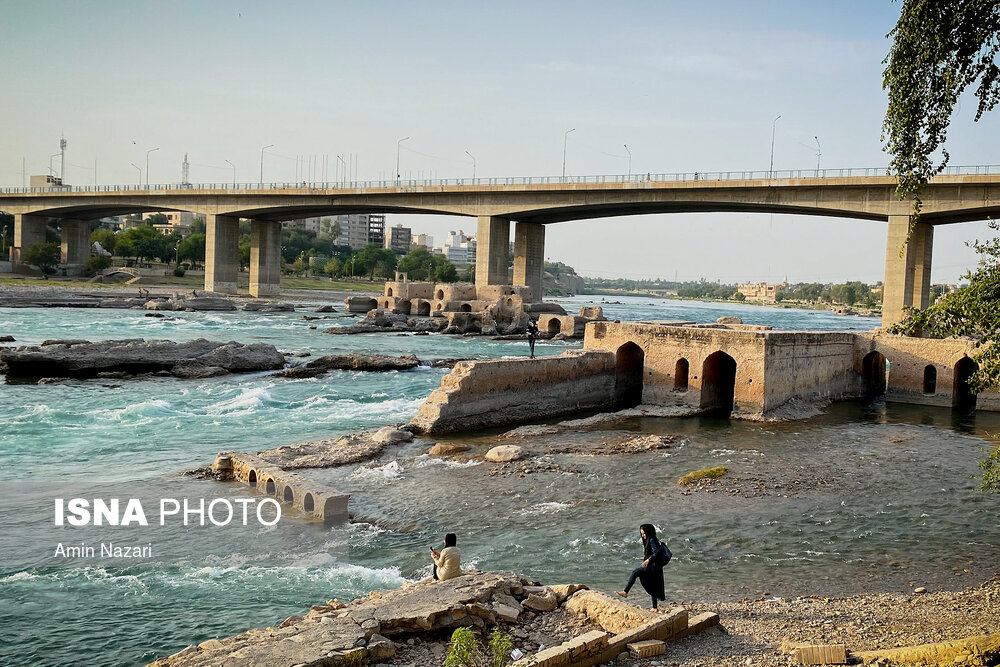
[3,0,999,284]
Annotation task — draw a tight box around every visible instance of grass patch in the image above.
[678,466,728,486]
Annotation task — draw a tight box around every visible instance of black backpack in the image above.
[659,541,672,566]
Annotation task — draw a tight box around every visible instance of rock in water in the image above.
[273,353,421,377]
[0,338,285,382]
[485,445,525,462]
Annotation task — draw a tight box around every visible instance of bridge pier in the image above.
[11,214,47,264]
[205,214,239,294]
[249,220,281,297]
[475,216,510,287]
[883,215,934,327]
[60,220,91,268]
[513,221,545,302]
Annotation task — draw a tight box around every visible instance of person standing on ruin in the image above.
[430,533,461,581]
[527,319,539,359]
[615,523,671,609]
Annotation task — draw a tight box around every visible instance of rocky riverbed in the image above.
[144,569,1000,667]
[0,337,285,381]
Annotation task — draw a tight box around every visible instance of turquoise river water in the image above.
[1,296,998,667]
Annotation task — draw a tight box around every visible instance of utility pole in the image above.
[562,128,576,179]
[769,115,781,178]
[623,144,631,179]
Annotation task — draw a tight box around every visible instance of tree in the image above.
[883,1,1000,216]
[353,244,397,280]
[177,233,206,267]
[733,292,746,301]
[189,217,206,235]
[86,254,112,272]
[324,257,343,276]
[396,247,459,282]
[889,220,1000,491]
[22,242,60,276]
[116,225,169,264]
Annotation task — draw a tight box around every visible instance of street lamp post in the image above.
[145,147,160,188]
[623,144,631,179]
[562,128,576,179]
[260,144,274,186]
[130,162,142,186]
[337,154,347,185]
[768,115,781,178]
[814,136,822,172]
[396,137,410,184]
[465,151,476,180]
[225,159,236,187]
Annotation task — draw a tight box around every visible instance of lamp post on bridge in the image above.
[396,137,410,184]
[145,147,160,188]
[623,144,631,179]
[225,159,236,188]
[814,136,821,173]
[465,151,476,180]
[562,128,576,180]
[768,115,781,178]
[130,163,142,187]
[260,145,274,186]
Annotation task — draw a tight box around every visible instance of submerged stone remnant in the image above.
[0,338,285,382]
[274,353,421,378]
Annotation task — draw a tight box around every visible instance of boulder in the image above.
[243,301,295,312]
[315,304,337,313]
[716,316,743,325]
[429,443,471,456]
[485,445,525,462]
[274,353,421,377]
[372,427,414,445]
[0,335,15,343]
[0,338,285,382]
[522,588,558,612]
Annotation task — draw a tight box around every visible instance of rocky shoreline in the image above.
[144,569,1000,667]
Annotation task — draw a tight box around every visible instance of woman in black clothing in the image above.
[615,523,669,609]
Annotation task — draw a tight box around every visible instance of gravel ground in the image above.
[383,577,1000,666]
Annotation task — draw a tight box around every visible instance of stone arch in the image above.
[303,493,315,513]
[387,287,393,297]
[460,303,472,312]
[547,318,561,334]
[700,351,737,416]
[861,351,888,396]
[265,478,276,495]
[923,365,937,394]
[953,356,978,411]
[283,486,294,503]
[436,289,445,300]
[507,297,514,307]
[397,299,411,315]
[366,298,378,310]
[674,358,689,391]
[417,301,431,316]
[248,469,257,487]
[614,342,644,409]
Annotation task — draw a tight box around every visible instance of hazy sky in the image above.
[4,1,999,283]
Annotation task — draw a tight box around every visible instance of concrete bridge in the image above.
[4,165,1000,325]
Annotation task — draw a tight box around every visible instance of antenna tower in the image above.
[182,153,190,186]
[59,135,67,182]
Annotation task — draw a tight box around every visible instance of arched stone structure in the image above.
[614,342,645,409]
[862,351,888,397]
[674,358,689,391]
[954,357,979,411]
[700,351,737,416]
[923,365,937,394]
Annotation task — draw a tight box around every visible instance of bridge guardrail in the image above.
[3,164,1000,194]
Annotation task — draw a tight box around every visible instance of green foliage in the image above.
[445,627,513,667]
[889,221,1000,395]
[173,266,186,277]
[544,261,578,278]
[189,217,206,235]
[980,443,1000,492]
[324,257,343,277]
[883,1,1000,215]
[397,247,459,282]
[353,244,398,280]
[90,228,117,256]
[22,242,61,274]
[145,213,169,227]
[676,280,738,300]
[116,225,174,264]
[177,233,206,267]
[733,292,746,302]
[678,466,728,486]
[86,254,112,272]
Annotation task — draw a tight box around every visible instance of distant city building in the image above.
[442,229,477,266]
[333,213,385,250]
[141,211,198,236]
[411,233,434,250]
[738,281,783,303]
[284,217,323,233]
[384,224,412,255]
[29,174,66,188]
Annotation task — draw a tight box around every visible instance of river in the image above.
[1,296,997,667]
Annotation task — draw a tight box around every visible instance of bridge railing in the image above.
[4,164,1000,194]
